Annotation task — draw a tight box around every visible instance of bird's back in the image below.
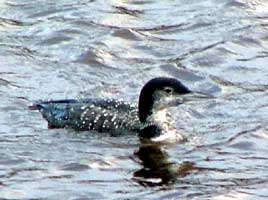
[30,98,141,134]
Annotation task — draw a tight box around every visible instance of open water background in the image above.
[1,0,268,199]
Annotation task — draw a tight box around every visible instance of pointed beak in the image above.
[180,91,214,103]
[155,91,214,109]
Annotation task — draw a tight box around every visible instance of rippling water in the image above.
[1,0,268,199]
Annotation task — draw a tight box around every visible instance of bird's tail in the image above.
[29,100,72,129]
[28,102,43,110]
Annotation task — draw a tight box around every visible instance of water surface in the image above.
[1,0,268,199]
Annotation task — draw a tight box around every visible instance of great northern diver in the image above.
[30,77,209,142]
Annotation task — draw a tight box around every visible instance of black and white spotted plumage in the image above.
[30,98,140,135]
[30,77,209,141]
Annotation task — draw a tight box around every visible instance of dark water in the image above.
[1,0,268,199]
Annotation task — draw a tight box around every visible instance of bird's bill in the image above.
[180,91,214,103]
[154,91,213,109]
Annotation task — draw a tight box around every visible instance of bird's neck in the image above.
[138,87,168,123]
[138,90,154,123]
[138,85,171,139]
[139,108,172,139]
[151,108,168,124]
[139,124,162,139]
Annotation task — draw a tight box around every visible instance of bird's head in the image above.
[138,77,211,123]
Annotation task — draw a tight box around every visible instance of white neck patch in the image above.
[153,108,167,124]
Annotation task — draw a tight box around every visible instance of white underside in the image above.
[149,108,184,143]
[151,128,184,143]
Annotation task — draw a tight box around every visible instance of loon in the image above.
[29,77,209,142]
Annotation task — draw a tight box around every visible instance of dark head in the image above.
[138,77,191,123]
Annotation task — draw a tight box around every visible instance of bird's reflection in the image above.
[133,142,196,186]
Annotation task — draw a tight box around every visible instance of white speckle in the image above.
[94,115,101,123]
[90,104,95,108]
[91,112,95,115]
[81,106,86,110]
[82,121,86,124]
[81,108,89,118]
[111,115,117,122]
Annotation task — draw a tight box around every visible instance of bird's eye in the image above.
[164,88,173,94]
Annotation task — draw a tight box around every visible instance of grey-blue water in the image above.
[1,0,268,199]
